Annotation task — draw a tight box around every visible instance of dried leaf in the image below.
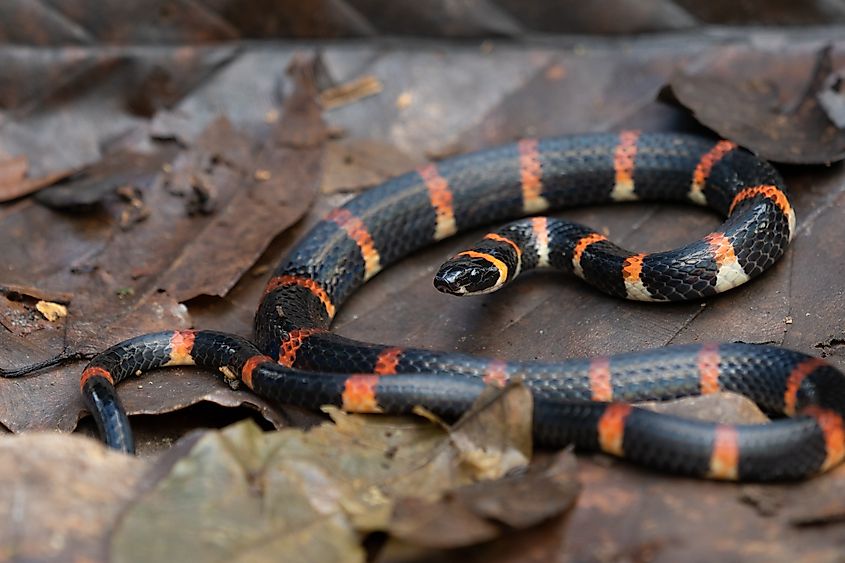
[0,57,325,433]
[388,450,578,549]
[112,422,364,563]
[446,384,532,481]
[111,384,569,560]
[0,283,72,304]
[155,57,325,301]
[670,44,845,163]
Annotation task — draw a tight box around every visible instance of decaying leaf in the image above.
[444,384,533,481]
[387,450,578,550]
[110,384,577,562]
[155,74,325,301]
[34,151,174,209]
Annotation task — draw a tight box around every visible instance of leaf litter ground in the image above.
[3,29,845,562]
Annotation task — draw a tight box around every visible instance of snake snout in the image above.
[434,256,502,296]
[433,264,468,295]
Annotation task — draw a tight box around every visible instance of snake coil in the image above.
[82,132,845,481]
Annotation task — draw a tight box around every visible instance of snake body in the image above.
[81,132,845,481]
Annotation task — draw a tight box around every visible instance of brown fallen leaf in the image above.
[387,450,578,550]
[273,55,333,149]
[670,44,845,164]
[444,384,533,481]
[565,456,845,561]
[110,384,576,562]
[155,56,326,302]
[0,283,72,304]
[112,421,366,563]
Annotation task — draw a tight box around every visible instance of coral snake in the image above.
[81,132,845,481]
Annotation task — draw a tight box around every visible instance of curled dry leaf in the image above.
[0,283,73,305]
[387,450,579,550]
[445,383,533,481]
[110,384,577,562]
[670,44,845,164]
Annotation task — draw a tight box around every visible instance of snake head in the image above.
[434,252,507,296]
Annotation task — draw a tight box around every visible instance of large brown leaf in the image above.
[671,44,845,164]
